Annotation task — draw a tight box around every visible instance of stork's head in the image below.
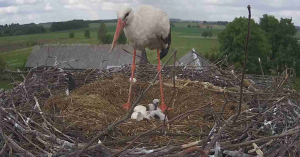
[109,6,133,53]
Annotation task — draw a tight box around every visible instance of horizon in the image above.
[0,1,300,26]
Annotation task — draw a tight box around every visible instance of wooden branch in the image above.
[233,5,251,124]
[221,126,300,150]
[4,134,35,157]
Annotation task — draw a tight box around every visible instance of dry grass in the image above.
[44,75,246,147]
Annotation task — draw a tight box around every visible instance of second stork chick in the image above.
[149,99,168,121]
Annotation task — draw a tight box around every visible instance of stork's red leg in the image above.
[157,49,172,112]
[123,49,137,110]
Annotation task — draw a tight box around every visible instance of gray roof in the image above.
[176,49,211,71]
[25,44,140,69]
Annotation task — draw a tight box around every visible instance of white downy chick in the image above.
[131,105,150,121]
[149,99,168,121]
[131,112,144,121]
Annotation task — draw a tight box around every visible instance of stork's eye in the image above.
[124,12,129,19]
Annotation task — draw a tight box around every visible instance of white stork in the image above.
[109,5,171,112]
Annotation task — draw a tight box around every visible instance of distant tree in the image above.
[84,30,90,38]
[218,17,271,74]
[0,23,46,36]
[203,21,207,24]
[98,23,107,43]
[98,23,113,44]
[170,22,175,27]
[207,31,213,37]
[50,19,88,32]
[69,32,74,38]
[206,26,210,29]
[202,31,209,38]
[118,30,127,44]
[103,34,113,44]
[187,24,191,28]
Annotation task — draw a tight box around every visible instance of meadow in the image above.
[0,22,222,69]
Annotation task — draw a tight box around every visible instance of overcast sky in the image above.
[0,0,300,26]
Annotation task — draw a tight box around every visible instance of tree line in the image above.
[217,14,300,75]
[49,19,89,32]
[0,23,46,36]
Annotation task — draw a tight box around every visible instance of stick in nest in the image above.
[233,5,251,124]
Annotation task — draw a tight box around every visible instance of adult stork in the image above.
[109,5,171,112]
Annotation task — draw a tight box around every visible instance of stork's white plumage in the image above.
[110,5,172,112]
[110,5,171,53]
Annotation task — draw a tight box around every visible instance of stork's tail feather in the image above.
[160,24,171,60]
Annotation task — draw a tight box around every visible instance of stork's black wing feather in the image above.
[159,25,171,60]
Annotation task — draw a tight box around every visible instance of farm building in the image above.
[25,44,212,71]
[176,48,211,71]
[25,44,141,70]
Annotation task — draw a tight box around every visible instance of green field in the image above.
[0,22,223,89]
[0,47,33,69]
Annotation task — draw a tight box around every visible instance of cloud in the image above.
[100,2,129,11]
[0,0,300,26]
[44,2,53,10]
[64,3,89,10]
[15,0,43,5]
[0,6,19,15]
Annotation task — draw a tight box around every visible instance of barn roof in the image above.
[176,49,211,71]
[25,44,140,69]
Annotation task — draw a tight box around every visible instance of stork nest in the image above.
[1,64,299,156]
[44,75,244,146]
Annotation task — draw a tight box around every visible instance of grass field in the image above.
[0,22,222,65]
[0,47,33,69]
[0,22,223,89]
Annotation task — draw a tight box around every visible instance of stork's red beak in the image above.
[110,19,126,53]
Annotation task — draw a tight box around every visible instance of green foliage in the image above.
[0,57,7,76]
[98,23,107,43]
[103,34,113,44]
[259,14,300,74]
[205,47,219,62]
[0,23,46,36]
[50,19,88,32]
[98,23,113,44]
[187,24,191,28]
[69,32,74,38]
[207,31,213,37]
[202,31,209,38]
[218,17,272,74]
[84,30,90,38]
[118,30,127,44]
[170,22,175,27]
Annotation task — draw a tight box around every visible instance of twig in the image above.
[3,134,35,157]
[221,126,300,150]
[258,58,265,78]
[233,5,251,124]
[0,142,8,156]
